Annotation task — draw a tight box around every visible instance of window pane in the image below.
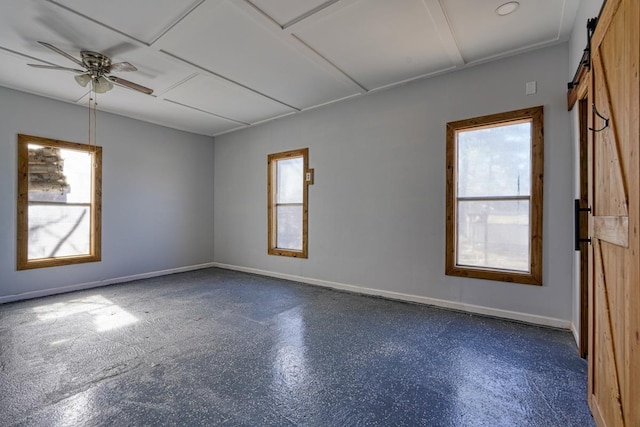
[456,200,530,272]
[28,204,91,259]
[28,145,92,203]
[60,148,92,203]
[277,157,303,204]
[277,205,303,251]
[457,122,531,197]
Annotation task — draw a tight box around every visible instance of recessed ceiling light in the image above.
[496,1,520,16]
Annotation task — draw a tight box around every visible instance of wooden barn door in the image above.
[587,0,639,426]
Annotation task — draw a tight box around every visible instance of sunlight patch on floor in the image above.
[33,294,138,332]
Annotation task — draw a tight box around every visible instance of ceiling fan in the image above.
[28,41,153,95]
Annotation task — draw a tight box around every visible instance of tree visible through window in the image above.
[445,107,543,285]
[17,134,102,270]
[268,148,309,258]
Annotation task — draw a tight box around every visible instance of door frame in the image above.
[577,97,589,358]
[570,72,590,358]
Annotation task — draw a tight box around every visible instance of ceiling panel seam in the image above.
[282,0,341,29]
[211,110,298,137]
[47,0,207,47]
[0,46,58,66]
[282,0,363,33]
[241,0,347,32]
[94,107,229,136]
[423,0,465,66]
[464,38,566,67]
[241,0,284,29]
[163,99,250,126]
[290,35,368,92]
[299,93,362,112]
[153,73,200,98]
[557,0,567,40]
[159,50,301,112]
[246,111,298,127]
[148,0,207,46]
[368,65,457,93]
[230,0,365,93]
[73,89,90,104]
[0,79,79,104]
[46,0,149,47]
[556,0,579,41]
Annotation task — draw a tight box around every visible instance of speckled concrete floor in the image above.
[0,268,593,426]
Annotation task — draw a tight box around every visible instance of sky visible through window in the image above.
[457,123,531,198]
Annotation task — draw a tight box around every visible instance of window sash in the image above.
[454,197,532,273]
[275,203,303,251]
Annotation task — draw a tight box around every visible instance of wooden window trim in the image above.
[445,106,544,285]
[267,148,309,258]
[17,134,102,270]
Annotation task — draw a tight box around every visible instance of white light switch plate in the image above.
[526,81,537,95]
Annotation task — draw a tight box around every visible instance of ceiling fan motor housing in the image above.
[81,51,111,76]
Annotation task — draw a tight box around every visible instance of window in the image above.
[445,106,543,285]
[268,148,309,258]
[17,134,102,270]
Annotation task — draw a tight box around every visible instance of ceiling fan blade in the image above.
[108,76,153,95]
[38,41,84,67]
[109,62,137,72]
[28,63,84,73]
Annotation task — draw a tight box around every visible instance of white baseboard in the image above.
[213,262,572,330]
[0,262,217,304]
[3,262,572,330]
[571,322,580,347]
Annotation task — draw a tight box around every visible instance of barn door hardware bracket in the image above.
[585,17,598,70]
[567,17,598,92]
[575,199,592,250]
[589,104,610,132]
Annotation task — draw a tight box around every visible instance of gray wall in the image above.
[0,86,215,300]
[214,43,573,323]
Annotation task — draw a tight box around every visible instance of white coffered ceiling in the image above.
[0,0,579,136]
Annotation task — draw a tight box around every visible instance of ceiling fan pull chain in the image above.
[94,91,98,164]
[88,93,92,154]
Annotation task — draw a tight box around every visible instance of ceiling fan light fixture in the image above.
[74,73,91,88]
[93,76,113,94]
[496,1,520,16]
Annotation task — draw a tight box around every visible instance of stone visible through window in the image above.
[445,107,543,285]
[268,148,308,258]
[17,134,102,270]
